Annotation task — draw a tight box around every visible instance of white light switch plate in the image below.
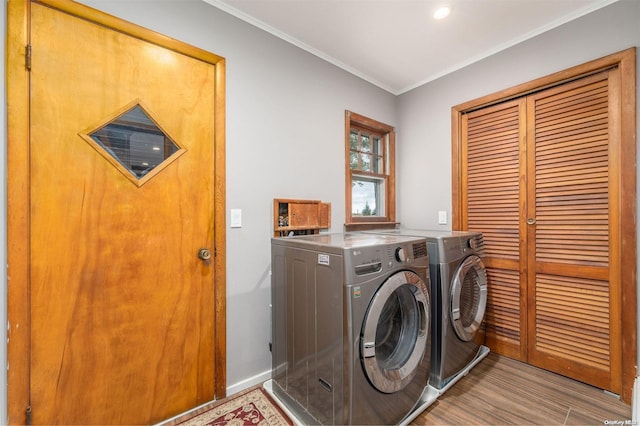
[230,209,242,228]
[438,210,448,225]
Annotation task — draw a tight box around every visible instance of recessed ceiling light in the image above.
[434,6,450,20]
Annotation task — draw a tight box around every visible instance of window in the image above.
[89,105,181,180]
[345,111,396,230]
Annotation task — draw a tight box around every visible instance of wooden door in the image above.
[461,98,528,360]
[7,1,226,424]
[454,50,636,400]
[526,71,621,391]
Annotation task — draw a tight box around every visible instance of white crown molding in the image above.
[203,0,621,96]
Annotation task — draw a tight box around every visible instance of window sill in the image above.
[344,222,399,232]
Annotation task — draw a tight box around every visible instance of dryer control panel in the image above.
[438,233,485,262]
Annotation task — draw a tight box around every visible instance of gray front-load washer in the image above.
[270,233,432,425]
[362,229,489,391]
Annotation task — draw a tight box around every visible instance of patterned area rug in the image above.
[178,388,293,426]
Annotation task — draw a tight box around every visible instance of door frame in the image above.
[451,47,636,402]
[6,0,227,423]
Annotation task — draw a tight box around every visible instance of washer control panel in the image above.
[395,247,407,262]
[348,240,429,283]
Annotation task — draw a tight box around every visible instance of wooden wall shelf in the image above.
[274,198,331,237]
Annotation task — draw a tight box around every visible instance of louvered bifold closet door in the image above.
[526,70,620,392]
[462,99,527,360]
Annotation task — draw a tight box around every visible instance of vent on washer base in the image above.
[412,241,428,259]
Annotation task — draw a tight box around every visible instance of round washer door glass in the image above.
[450,255,488,342]
[361,270,429,394]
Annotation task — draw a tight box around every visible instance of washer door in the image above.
[361,270,429,394]
[450,255,488,342]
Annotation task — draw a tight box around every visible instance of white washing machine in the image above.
[269,233,436,425]
[363,229,489,392]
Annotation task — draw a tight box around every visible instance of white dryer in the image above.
[363,229,489,391]
[270,233,436,425]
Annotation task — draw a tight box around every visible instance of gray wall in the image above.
[397,0,640,230]
[0,0,638,421]
[396,0,640,360]
[6,0,398,400]
[72,0,399,393]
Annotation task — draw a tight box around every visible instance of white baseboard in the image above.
[226,369,272,396]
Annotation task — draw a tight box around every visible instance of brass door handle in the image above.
[198,248,212,261]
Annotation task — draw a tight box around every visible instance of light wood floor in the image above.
[413,352,631,425]
[166,352,632,425]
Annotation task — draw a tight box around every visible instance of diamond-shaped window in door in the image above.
[81,103,185,186]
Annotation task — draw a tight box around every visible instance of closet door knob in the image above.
[526,218,536,225]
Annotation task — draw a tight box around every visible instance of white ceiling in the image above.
[204,0,619,95]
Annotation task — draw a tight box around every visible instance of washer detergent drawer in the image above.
[271,244,344,425]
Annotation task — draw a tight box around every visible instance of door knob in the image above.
[198,248,212,261]
[526,218,536,225]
